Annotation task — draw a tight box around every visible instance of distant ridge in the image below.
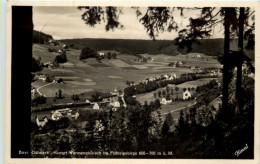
[59,38,226,56]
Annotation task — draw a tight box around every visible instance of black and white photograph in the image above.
[6,2,259,162]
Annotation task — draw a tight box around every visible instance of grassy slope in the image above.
[32,43,221,100]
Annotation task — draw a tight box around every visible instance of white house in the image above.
[51,108,79,120]
[196,54,201,58]
[36,115,48,128]
[93,103,100,110]
[38,75,47,82]
[163,74,169,80]
[61,44,67,48]
[56,108,72,115]
[31,88,36,95]
[51,110,62,120]
[57,49,63,53]
[168,75,176,80]
[85,99,91,103]
[71,111,79,119]
[183,90,191,100]
[98,52,105,57]
[161,98,172,105]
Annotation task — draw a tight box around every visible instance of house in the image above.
[209,70,217,76]
[31,89,36,95]
[168,76,174,80]
[163,74,169,80]
[110,88,120,96]
[196,54,201,58]
[31,86,36,95]
[93,103,100,110]
[51,108,71,120]
[161,98,172,105]
[168,75,177,80]
[38,75,47,82]
[98,52,105,57]
[140,79,148,84]
[71,111,79,119]
[183,90,191,100]
[51,110,63,120]
[57,49,63,53]
[171,73,177,79]
[85,99,91,103]
[56,108,72,115]
[61,44,67,48]
[52,108,79,120]
[36,115,48,128]
[48,39,55,45]
[129,82,136,86]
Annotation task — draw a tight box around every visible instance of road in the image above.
[36,82,54,96]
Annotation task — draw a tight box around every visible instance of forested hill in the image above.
[60,38,228,56]
[33,30,53,44]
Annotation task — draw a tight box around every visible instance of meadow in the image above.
[32,44,221,100]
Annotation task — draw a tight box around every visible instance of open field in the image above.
[176,78,217,88]
[136,78,215,104]
[32,44,221,98]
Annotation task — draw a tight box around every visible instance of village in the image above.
[30,36,222,153]
[32,64,219,130]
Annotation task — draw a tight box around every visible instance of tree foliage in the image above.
[54,51,68,63]
[80,47,97,60]
[32,57,42,72]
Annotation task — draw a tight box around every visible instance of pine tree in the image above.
[161,120,169,136]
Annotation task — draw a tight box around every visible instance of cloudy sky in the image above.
[33,7,224,40]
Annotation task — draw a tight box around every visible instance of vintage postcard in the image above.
[5,1,260,164]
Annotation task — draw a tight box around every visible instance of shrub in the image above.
[80,47,97,60]
[54,52,67,63]
[32,57,42,72]
[112,53,117,59]
[31,95,46,106]
[47,48,55,52]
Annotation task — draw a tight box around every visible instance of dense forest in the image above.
[33,30,53,44]
[60,38,227,56]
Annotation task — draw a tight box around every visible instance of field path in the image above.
[37,82,55,96]
[153,102,196,117]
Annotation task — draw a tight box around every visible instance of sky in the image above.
[33,7,224,40]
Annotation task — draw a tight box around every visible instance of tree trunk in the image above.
[222,8,231,113]
[12,6,33,158]
[235,7,245,114]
